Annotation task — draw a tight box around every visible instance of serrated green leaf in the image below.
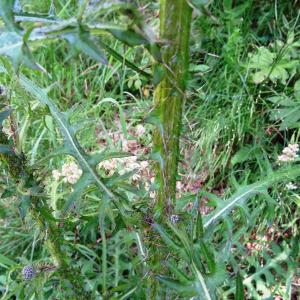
[0,31,23,68]
[231,145,260,166]
[18,75,116,210]
[203,166,300,229]
[191,260,213,300]
[0,31,41,70]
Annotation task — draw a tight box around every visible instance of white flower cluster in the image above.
[277,144,299,163]
[286,182,298,190]
[52,161,83,184]
[98,156,149,181]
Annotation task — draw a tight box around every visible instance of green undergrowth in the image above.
[0,0,299,299]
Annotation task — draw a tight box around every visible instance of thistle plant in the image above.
[0,1,300,299]
[0,108,87,298]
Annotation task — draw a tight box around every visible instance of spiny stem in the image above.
[0,130,87,299]
[154,0,192,215]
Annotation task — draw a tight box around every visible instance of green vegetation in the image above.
[0,1,299,299]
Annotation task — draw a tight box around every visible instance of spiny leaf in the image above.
[203,166,300,229]
[0,31,41,70]
[18,75,116,209]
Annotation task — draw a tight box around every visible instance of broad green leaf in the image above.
[268,95,300,130]
[248,46,298,84]
[0,31,23,68]
[231,145,260,166]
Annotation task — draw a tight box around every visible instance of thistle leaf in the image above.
[18,75,116,210]
[203,167,300,229]
[0,31,41,70]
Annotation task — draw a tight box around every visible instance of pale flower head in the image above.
[135,124,146,137]
[98,159,117,172]
[277,143,299,163]
[140,161,149,170]
[61,161,83,184]
[52,170,61,181]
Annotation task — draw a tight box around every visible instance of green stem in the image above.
[0,131,87,299]
[154,0,192,214]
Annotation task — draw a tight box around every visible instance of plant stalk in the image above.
[154,0,192,214]
[0,130,86,299]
